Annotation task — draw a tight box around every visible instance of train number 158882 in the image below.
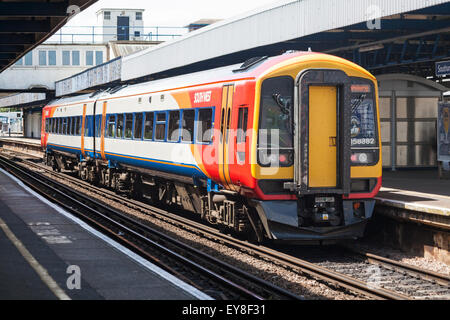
[351,138,375,146]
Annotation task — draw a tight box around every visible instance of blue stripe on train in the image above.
[47,143,207,180]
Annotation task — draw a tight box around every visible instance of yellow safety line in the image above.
[0,217,71,300]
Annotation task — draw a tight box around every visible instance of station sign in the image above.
[438,102,450,162]
[436,60,450,77]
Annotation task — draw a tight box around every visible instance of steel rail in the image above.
[2,151,411,299]
[0,155,302,300]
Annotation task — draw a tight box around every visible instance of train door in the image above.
[308,86,337,187]
[292,69,351,194]
[219,84,235,189]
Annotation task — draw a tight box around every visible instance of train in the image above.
[41,51,382,243]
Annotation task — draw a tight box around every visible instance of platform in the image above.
[0,168,210,300]
[0,136,43,158]
[376,170,450,230]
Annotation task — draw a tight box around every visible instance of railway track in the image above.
[2,150,449,299]
[0,154,302,301]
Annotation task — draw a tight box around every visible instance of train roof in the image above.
[46,51,373,108]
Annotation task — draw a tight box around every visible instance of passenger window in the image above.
[237,107,248,143]
[77,116,82,135]
[116,114,124,138]
[56,118,60,134]
[134,113,143,139]
[155,113,166,141]
[84,116,90,137]
[144,112,154,140]
[181,109,195,142]
[168,110,180,142]
[95,115,101,137]
[107,115,115,138]
[62,118,67,135]
[124,113,133,139]
[196,108,213,143]
[70,117,74,135]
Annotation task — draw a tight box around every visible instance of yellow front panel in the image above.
[309,86,337,187]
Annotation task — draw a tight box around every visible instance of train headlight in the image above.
[358,153,368,163]
[351,151,376,165]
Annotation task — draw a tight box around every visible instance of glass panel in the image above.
[39,51,46,66]
[396,98,407,118]
[62,118,67,134]
[95,51,103,66]
[134,113,143,139]
[181,109,195,142]
[396,121,408,142]
[414,121,436,143]
[72,51,80,66]
[116,114,124,138]
[380,121,390,143]
[196,108,213,143]
[379,97,391,119]
[86,51,93,66]
[415,98,438,118]
[415,145,437,166]
[24,52,32,65]
[144,112,154,140]
[396,145,408,166]
[351,90,378,148]
[107,115,116,138]
[168,110,180,142]
[62,51,70,65]
[382,145,391,167]
[155,113,166,140]
[237,107,248,143]
[48,51,56,66]
[124,114,133,139]
[258,77,293,149]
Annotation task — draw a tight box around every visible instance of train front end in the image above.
[250,53,382,242]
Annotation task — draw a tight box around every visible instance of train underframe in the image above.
[44,150,374,243]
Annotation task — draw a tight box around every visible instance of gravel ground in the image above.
[349,240,450,275]
[30,165,363,300]
[12,155,449,299]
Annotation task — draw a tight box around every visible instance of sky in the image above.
[67,0,281,27]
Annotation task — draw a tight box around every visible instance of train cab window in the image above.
[124,114,133,139]
[181,109,195,142]
[196,108,213,143]
[116,114,124,138]
[45,119,49,133]
[134,113,143,139]
[258,76,294,167]
[237,107,248,143]
[107,115,116,138]
[144,112,154,140]
[168,110,180,142]
[155,112,166,141]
